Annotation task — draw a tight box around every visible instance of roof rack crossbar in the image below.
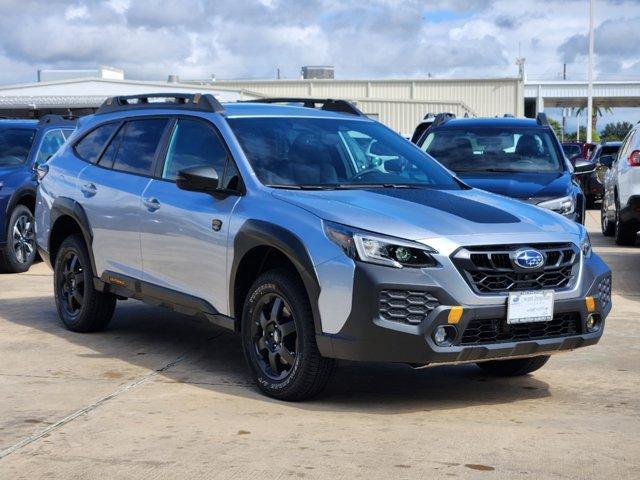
[96,93,224,115]
[432,112,456,127]
[536,112,549,126]
[37,113,78,126]
[242,97,365,117]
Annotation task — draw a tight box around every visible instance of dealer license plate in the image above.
[507,290,554,324]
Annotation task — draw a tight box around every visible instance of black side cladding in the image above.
[366,189,521,224]
[230,219,323,335]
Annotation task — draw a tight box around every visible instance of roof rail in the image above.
[96,93,224,115]
[536,112,549,126]
[242,97,365,117]
[503,113,515,118]
[432,112,456,127]
[38,113,78,126]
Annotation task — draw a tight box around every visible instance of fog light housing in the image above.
[433,325,457,346]
[586,314,601,333]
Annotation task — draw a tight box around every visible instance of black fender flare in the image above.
[3,184,37,235]
[229,219,323,335]
[50,197,97,275]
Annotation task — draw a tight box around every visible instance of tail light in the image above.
[628,150,640,167]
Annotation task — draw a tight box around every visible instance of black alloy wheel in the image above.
[250,293,299,380]
[58,250,86,318]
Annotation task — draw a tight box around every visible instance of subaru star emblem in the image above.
[513,249,545,269]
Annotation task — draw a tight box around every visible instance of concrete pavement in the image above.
[0,210,638,479]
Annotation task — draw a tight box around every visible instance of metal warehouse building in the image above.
[0,67,526,136]
[205,77,525,134]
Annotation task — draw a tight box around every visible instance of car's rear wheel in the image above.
[601,198,614,236]
[0,205,37,273]
[614,199,638,246]
[476,355,550,376]
[54,234,116,332]
[241,269,335,401]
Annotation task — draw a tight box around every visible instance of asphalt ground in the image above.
[0,210,638,479]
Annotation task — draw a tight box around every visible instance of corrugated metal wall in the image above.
[213,78,524,134]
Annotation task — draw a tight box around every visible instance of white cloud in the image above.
[0,0,637,83]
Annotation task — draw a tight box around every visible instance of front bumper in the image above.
[317,253,612,365]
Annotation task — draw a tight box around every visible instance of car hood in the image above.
[454,171,571,201]
[272,187,581,242]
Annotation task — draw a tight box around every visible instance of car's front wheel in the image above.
[241,269,335,401]
[54,234,116,332]
[0,205,37,273]
[476,355,550,376]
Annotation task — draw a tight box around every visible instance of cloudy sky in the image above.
[0,0,638,128]
[0,0,638,83]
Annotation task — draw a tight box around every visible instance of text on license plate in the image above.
[507,290,554,324]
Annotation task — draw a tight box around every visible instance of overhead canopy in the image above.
[0,78,263,118]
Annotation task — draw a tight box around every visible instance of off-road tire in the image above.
[241,269,336,401]
[54,234,116,332]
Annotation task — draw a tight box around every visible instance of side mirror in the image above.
[569,154,582,166]
[176,166,219,194]
[573,159,596,175]
[595,165,608,185]
[599,155,614,168]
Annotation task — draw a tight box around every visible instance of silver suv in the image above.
[35,94,612,400]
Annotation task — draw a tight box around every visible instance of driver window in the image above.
[162,119,227,181]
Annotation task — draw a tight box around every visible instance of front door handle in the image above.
[81,183,97,197]
[143,197,161,212]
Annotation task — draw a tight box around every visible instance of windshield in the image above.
[227,117,461,190]
[420,127,564,173]
[0,127,36,166]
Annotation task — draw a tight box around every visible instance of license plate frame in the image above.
[507,290,554,324]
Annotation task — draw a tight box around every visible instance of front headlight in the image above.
[323,221,439,268]
[580,230,592,258]
[537,195,576,216]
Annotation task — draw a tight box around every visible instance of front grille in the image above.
[597,275,612,310]
[452,243,579,294]
[379,290,440,325]
[460,312,582,345]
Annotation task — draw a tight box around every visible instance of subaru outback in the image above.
[36,94,612,400]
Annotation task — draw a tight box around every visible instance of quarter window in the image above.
[36,129,67,164]
[162,119,227,181]
[74,122,119,164]
[111,119,168,176]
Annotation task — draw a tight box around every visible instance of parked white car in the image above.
[600,123,640,245]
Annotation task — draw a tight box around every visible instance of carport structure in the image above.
[524,79,640,116]
[0,78,262,118]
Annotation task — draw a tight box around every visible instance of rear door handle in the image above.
[81,183,97,197]
[143,197,161,212]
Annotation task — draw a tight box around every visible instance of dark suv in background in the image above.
[0,115,75,272]
[414,114,594,224]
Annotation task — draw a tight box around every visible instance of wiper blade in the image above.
[335,183,426,189]
[267,184,337,190]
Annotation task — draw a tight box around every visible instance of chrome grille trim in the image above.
[452,243,580,295]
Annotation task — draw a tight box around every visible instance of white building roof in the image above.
[0,78,263,109]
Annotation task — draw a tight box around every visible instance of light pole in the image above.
[586,0,595,142]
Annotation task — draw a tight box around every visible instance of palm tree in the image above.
[574,105,613,137]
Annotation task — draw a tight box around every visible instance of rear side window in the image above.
[162,119,227,181]
[75,123,119,164]
[36,129,67,164]
[111,119,168,176]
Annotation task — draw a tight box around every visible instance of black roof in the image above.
[430,117,543,129]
